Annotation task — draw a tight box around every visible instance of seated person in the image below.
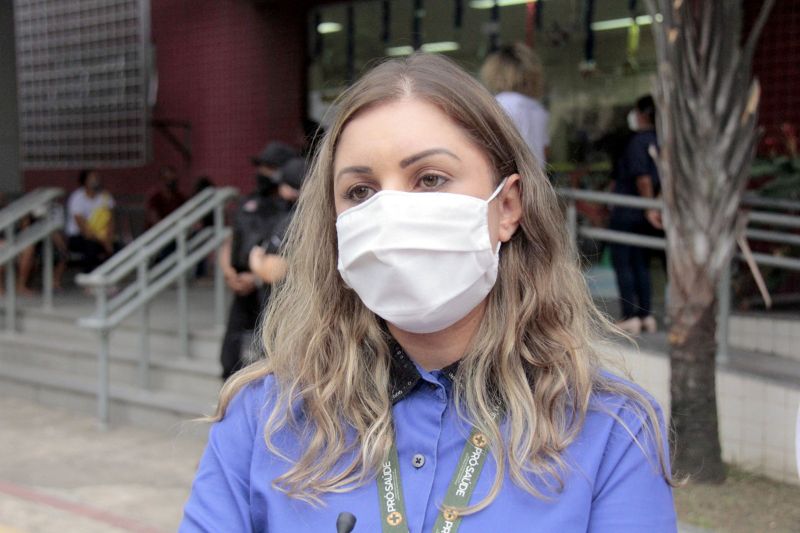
[16,205,68,295]
[146,165,186,227]
[66,169,117,273]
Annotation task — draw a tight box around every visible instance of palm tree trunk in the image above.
[645,0,775,483]
[668,280,725,482]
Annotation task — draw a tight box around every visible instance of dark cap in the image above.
[252,141,297,168]
[276,157,308,190]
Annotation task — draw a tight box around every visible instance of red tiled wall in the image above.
[24,0,307,197]
[745,0,800,133]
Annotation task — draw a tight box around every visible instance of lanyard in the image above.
[377,425,490,533]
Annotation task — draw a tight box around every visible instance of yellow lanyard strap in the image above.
[377,425,490,533]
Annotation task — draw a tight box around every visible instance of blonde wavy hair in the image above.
[480,42,545,100]
[214,53,671,511]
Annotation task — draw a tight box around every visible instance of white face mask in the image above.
[627,109,640,132]
[336,181,506,334]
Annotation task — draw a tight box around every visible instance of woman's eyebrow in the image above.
[335,165,372,182]
[399,148,460,168]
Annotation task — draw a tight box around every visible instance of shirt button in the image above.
[412,454,425,468]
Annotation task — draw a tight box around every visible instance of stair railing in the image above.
[76,186,238,425]
[558,187,800,365]
[0,188,65,330]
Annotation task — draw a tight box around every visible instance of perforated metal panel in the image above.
[14,0,151,169]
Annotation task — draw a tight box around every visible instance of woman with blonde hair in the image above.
[481,42,550,165]
[181,53,676,532]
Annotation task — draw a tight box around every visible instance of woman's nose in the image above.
[375,176,411,193]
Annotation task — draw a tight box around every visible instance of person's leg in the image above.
[51,233,68,289]
[52,259,67,290]
[610,242,643,334]
[631,246,652,318]
[68,236,88,273]
[83,238,108,272]
[220,291,261,380]
[68,235,90,273]
[220,296,246,380]
[16,245,36,295]
[195,255,208,279]
[610,243,637,319]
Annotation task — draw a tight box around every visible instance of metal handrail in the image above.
[76,186,238,425]
[77,186,217,286]
[557,187,800,364]
[559,188,663,210]
[742,194,800,213]
[745,228,800,247]
[558,188,800,243]
[0,188,65,331]
[0,189,60,230]
[78,226,218,329]
[748,210,800,230]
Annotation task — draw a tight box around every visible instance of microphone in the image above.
[336,511,357,533]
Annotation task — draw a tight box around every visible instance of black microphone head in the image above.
[336,511,357,533]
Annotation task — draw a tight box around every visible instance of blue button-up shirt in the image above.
[181,353,676,532]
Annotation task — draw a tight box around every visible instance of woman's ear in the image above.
[497,174,523,243]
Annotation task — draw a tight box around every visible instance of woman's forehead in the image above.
[333,98,486,167]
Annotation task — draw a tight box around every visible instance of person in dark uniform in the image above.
[248,157,307,287]
[608,95,662,335]
[218,141,297,380]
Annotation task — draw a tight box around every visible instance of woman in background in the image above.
[481,42,550,166]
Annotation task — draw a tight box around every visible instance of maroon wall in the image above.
[745,0,800,136]
[24,0,307,198]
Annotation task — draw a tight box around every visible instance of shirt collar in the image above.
[388,339,459,404]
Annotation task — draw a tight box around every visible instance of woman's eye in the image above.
[344,185,375,202]
[418,174,447,189]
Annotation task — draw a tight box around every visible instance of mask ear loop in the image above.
[487,177,510,254]
[487,176,509,203]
